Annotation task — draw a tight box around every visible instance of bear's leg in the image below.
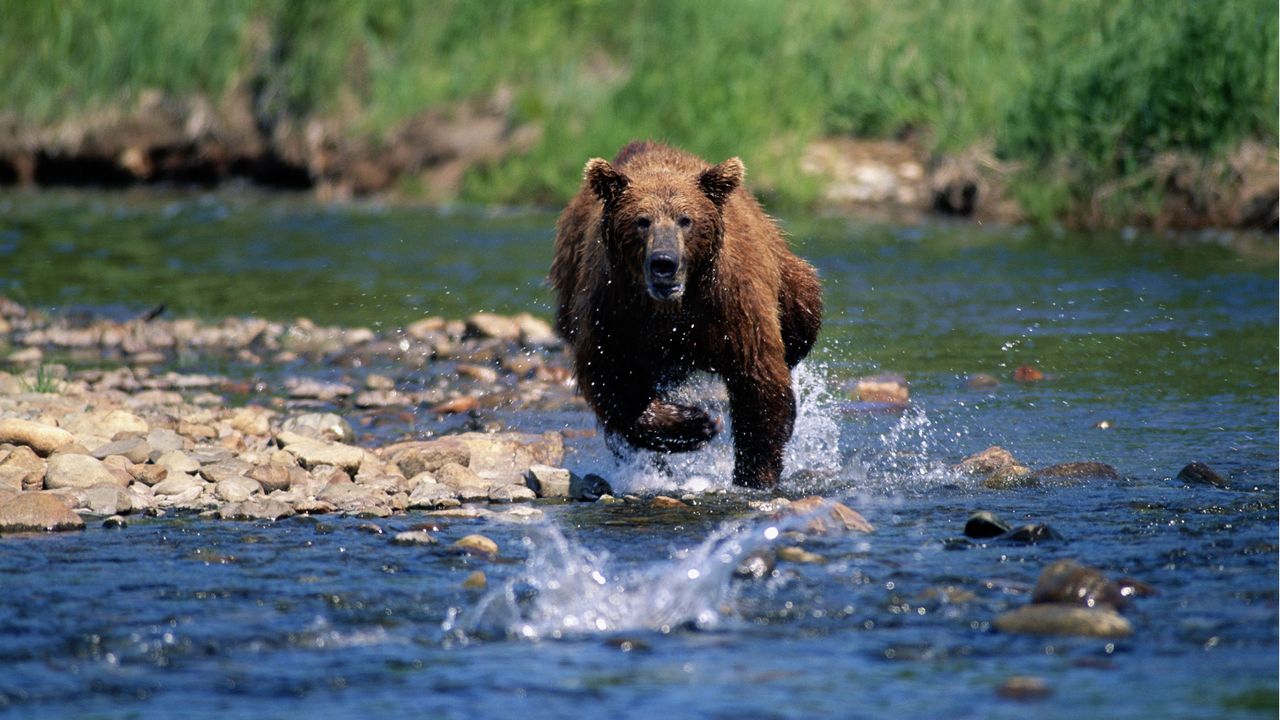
[725,362,796,489]
[779,261,823,368]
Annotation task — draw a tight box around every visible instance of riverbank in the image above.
[2,1,1275,230]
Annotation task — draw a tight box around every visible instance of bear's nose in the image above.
[647,252,680,280]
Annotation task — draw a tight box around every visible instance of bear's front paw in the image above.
[629,401,720,452]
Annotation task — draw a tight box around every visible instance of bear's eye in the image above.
[677,216,693,229]
[635,217,651,231]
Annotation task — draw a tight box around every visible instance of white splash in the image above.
[446,515,821,642]
[602,362,844,495]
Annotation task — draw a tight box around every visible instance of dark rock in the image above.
[1176,461,1229,489]
[102,514,127,529]
[1033,462,1121,483]
[1032,559,1152,611]
[1000,524,1063,544]
[570,472,612,501]
[964,510,1011,538]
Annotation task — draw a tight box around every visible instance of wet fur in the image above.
[550,141,823,488]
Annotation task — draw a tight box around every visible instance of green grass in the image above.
[0,0,1274,221]
[15,365,60,394]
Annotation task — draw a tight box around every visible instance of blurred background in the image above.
[0,0,1275,229]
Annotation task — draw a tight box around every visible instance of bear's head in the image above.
[584,155,744,302]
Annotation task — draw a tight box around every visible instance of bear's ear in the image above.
[584,158,629,206]
[698,157,744,208]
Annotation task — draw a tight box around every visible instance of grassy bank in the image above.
[1,0,1275,223]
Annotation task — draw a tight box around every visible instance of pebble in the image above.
[650,495,687,509]
[966,373,1001,389]
[277,431,367,472]
[217,499,295,521]
[0,418,74,456]
[407,482,462,509]
[214,476,262,503]
[461,570,487,589]
[1176,461,1229,488]
[91,436,152,464]
[155,450,201,474]
[0,492,84,532]
[435,462,489,490]
[76,484,133,515]
[454,533,499,554]
[44,453,127,490]
[151,472,204,497]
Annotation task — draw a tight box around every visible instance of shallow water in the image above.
[1,192,1276,718]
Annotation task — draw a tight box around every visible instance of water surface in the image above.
[1,193,1276,718]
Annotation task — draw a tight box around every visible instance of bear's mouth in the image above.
[646,280,685,301]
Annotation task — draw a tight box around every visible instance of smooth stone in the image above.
[145,428,186,456]
[966,373,1001,389]
[317,482,390,515]
[464,312,521,341]
[407,482,461,510]
[215,476,262,503]
[187,446,235,465]
[280,412,355,443]
[155,450,201,474]
[454,533,499,555]
[488,483,536,503]
[525,464,571,497]
[75,484,133,515]
[228,407,271,436]
[198,459,254,484]
[964,510,1011,538]
[1031,559,1152,610]
[151,473,204,497]
[61,409,149,437]
[651,495,687,509]
[461,570,487,589]
[0,419,75,456]
[102,515,128,529]
[781,496,876,534]
[217,499,295,521]
[1176,461,1229,489]
[246,463,306,493]
[0,445,46,491]
[277,431,367,472]
[91,436,152,464]
[391,530,437,546]
[384,438,471,477]
[435,462,489,490]
[45,453,126,490]
[0,492,84,532]
[993,604,1133,638]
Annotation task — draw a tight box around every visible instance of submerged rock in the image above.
[993,603,1132,638]
[0,493,84,532]
[391,530,437,546]
[1031,559,1153,611]
[1033,462,1121,483]
[780,496,875,534]
[958,446,1033,488]
[1176,461,1229,489]
[996,676,1053,701]
[454,533,499,555]
[1000,524,1063,544]
[964,510,1011,538]
[854,373,909,404]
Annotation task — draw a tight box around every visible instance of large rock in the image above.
[465,312,521,341]
[0,419,74,456]
[1031,559,1152,610]
[458,432,564,474]
[276,431,369,472]
[0,445,46,491]
[246,463,307,493]
[45,453,127,490]
[60,409,149,438]
[155,450,201,474]
[383,438,472,477]
[215,476,262,503]
[1176,461,1229,488]
[1033,462,1121,483]
[74,485,134,515]
[91,436,152,464]
[0,493,84,532]
[406,480,461,509]
[524,464,571,497]
[151,472,204,497]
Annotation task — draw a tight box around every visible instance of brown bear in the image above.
[550,141,822,488]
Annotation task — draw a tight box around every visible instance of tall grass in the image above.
[0,0,1274,218]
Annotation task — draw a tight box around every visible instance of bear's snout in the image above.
[645,250,684,300]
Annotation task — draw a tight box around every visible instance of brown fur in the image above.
[550,141,822,488]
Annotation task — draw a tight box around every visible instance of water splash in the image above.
[445,511,830,642]
[855,404,960,493]
[602,362,844,494]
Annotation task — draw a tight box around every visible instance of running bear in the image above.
[550,141,822,488]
